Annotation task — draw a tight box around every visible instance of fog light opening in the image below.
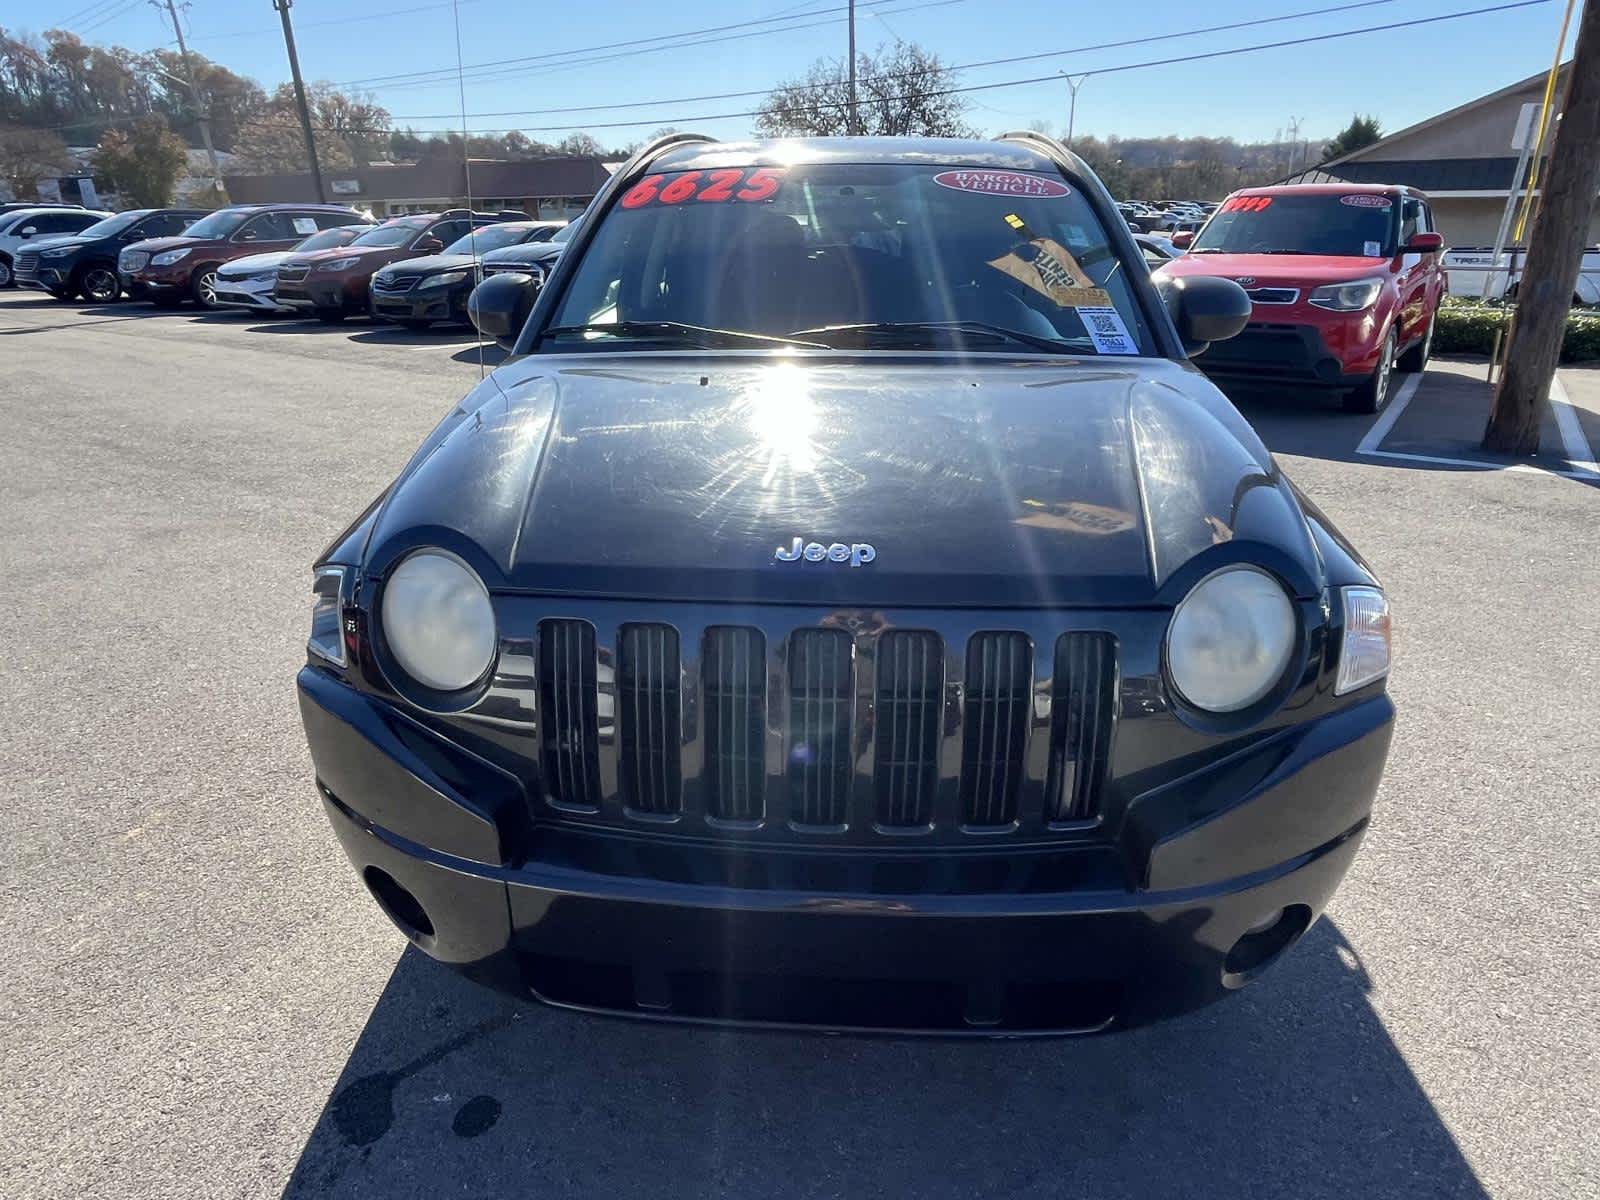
[1222,903,1312,988]
[363,866,435,941]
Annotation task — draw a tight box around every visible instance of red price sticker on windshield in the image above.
[619,168,786,210]
[1221,195,1273,213]
[1340,194,1393,209]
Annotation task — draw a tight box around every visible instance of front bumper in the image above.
[274,277,361,312]
[1196,317,1383,389]
[17,261,73,292]
[213,275,287,312]
[299,666,1393,1034]
[124,262,192,298]
[370,282,471,324]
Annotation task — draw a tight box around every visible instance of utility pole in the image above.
[1062,73,1092,148]
[1284,115,1304,176]
[155,0,221,191]
[273,0,326,203]
[1484,0,1600,455]
[847,0,859,135]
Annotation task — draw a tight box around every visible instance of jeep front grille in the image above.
[787,628,855,827]
[539,619,601,811]
[531,618,1119,844]
[703,627,766,822]
[874,630,942,828]
[960,632,1031,827]
[617,623,681,816]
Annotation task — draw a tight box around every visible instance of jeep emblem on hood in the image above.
[775,538,876,567]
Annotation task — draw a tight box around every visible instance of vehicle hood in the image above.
[482,243,563,267]
[24,235,88,253]
[1157,253,1388,287]
[124,235,206,254]
[380,252,475,276]
[219,250,290,275]
[284,243,398,268]
[362,356,1322,608]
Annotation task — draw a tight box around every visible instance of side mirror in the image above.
[414,236,444,253]
[237,228,258,242]
[1170,230,1195,250]
[1404,232,1444,254]
[468,271,541,349]
[1157,274,1252,356]
[18,225,36,238]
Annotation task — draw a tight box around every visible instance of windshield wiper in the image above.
[789,321,1084,354]
[539,321,826,349]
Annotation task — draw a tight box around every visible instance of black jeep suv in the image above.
[15,208,207,302]
[297,134,1395,1035]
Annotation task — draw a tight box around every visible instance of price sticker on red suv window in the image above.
[619,168,786,210]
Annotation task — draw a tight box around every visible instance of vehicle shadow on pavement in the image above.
[282,919,1487,1199]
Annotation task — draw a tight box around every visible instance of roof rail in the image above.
[995,129,1088,178]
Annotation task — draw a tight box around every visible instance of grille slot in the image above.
[960,633,1031,826]
[874,631,943,827]
[275,265,308,284]
[617,624,682,816]
[373,272,421,293]
[703,627,766,822]
[1045,633,1118,822]
[787,629,854,826]
[538,619,601,811]
[15,251,40,280]
[1244,286,1299,305]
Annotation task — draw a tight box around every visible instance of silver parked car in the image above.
[211,223,374,314]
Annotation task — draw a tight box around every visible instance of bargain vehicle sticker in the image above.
[933,170,1071,198]
[619,167,786,209]
[1340,194,1393,209]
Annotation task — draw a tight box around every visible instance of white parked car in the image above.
[1443,245,1600,306]
[211,223,374,313]
[0,206,109,287]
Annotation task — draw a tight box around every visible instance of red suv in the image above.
[1155,184,1445,412]
[272,209,513,322]
[119,204,365,308]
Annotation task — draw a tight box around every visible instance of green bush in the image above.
[1435,295,1600,363]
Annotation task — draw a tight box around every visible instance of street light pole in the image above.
[272,0,326,203]
[155,0,222,191]
[1062,73,1092,148]
[847,0,859,135]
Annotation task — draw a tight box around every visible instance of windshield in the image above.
[551,220,578,244]
[350,219,428,248]
[78,210,150,238]
[179,209,250,239]
[546,162,1150,355]
[1191,193,1397,257]
[443,224,530,255]
[293,226,367,252]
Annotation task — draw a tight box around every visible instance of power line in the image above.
[332,0,914,89]
[190,0,489,43]
[383,0,1401,121]
[73,0,146,36]
[57,0,129,28]
[375,0,1553,135]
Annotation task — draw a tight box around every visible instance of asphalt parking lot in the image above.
[1,291,1596,1200]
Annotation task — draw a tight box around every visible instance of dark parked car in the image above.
[298,133,1394,1035]
[273,209,523,323]
[464,222,578,346]
[14,208,207,302]
[369,221,552,329]
[0,206,110,288]
[212,223,375,314]
[119,203,365,308]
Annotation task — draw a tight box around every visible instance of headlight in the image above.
[380,550,496,693]
[317,257,360,272]
[308,566,347,667]
[41,246,76,259]
[1336,586,1391,694]
[151,248,191,266]
[417,270,470,289]
[1167,566,1297,713]
[1307,277,1384,311]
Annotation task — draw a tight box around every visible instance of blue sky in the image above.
[19,0,1581,147]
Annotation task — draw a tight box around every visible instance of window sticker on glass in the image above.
[1363,240,1382,257]
[619,168,786,209]
[292,217,318,234]
[932,169,1070,198]
[1340,194,1392,209]
[1077,306,1138,355]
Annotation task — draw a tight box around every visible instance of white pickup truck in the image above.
[1444,245,1600,306]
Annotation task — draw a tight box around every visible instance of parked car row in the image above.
[9,200,575,332]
